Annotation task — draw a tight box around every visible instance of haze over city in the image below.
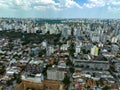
[0,0,120,18]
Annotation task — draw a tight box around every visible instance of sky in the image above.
[0,0,120,19]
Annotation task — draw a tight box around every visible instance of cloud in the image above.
[83,0,106,8]
[0,0,9,8]
[83,0,120,8]
[58,0,82,8]
[0,0,120,14]
[0,0,31,10]
[83,0,120,14]
[111,1,120,5]
[0,0,81,11]
[108,6,120,13]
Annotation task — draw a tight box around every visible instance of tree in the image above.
[90,87,94,90]
[81,48,90,54]
[103,56,107,61]
[80,65,84,68]
[8,43,14,50]
[42,64,52,77]
[99,78,104,86]
[66,59,73,66]
[92,73,96,77]
[0,66,5,75]
[62,76,71,90]
[106,40,111,45]
[16,74,21,84]
[95,67,98,70]
[57,42,63,50]
[68,42,75,56]
[86,65,90,69]
[13,73,17,80]
[7,80,13,86]
[102,85,110,90]
[69,67,75,73]
[26,87,35,90]
[87,86,90,90]
[96,81,99,86]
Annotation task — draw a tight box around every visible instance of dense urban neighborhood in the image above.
[0,18,120,90]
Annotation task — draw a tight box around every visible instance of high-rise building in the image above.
[91,45,99,56]
[62,26,68,39]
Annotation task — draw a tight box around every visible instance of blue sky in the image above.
[0,0,120,18]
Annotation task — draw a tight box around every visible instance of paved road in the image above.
[68,55,74,90]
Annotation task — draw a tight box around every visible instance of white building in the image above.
[91,45,99,56]
[47,67,67,81]
[50,29,56,34]
[42,41,47,48]
[22,73,44,83]
[60,44,69,50]
[75,46,81,54]
[111,37,118,43]
[91,33,100,42]
[47,46,54,56]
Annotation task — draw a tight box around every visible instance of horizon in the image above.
[0,17,120,20]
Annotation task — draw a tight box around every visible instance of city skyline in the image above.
[0,0,120,19]
[0,14,120,90]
